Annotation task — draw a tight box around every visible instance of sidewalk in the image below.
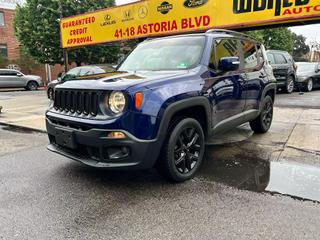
[0,91,48,132]
[0,90,320,161]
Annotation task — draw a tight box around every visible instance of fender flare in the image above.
[260,82,276,111]
[156,96,212,142]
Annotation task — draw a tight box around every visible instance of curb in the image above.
[0,122,47,134]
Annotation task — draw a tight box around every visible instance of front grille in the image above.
[54,89,99,116]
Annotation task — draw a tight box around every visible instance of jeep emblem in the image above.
[183,0,208,8]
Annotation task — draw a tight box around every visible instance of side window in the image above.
[241,40,258,69]
[79,68,93,76]
[213,38,239,70]
[267,53,275,64]
[93,68,105,74]
[274,53,287,64]
[7,71,18,76]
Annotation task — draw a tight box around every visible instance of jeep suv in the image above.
[46,30,276,182]
[266,50,297,93]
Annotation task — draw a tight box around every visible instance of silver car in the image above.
[296,62,320,92]
[0,69,43,90]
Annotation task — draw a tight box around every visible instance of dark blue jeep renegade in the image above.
[46,30,276,182]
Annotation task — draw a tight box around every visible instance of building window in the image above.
[0,44,8,58]
[0,12,4,26]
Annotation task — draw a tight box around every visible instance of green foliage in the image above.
[13,0,119,65]
[292,33,310,61]
[245,27,295,53]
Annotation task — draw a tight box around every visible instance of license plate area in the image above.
[55,128,77,149]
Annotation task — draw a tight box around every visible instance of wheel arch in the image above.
[260,83,276,111]
[156,97,212,142]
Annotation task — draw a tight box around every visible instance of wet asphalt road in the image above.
[1,90,320,239]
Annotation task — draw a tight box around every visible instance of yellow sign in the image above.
[60,0,320,48]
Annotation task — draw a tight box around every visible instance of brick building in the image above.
[0,7,20,60]
[0,4,66,84]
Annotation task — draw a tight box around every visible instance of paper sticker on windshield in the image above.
[177,63,188,69]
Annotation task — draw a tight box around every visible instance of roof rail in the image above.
[206,29,258,42]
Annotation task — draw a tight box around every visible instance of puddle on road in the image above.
[200,145,320,203]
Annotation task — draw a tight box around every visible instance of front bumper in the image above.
[46,118,161,170]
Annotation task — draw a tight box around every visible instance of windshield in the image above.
[118,36,206,71]
[296,64,316,73]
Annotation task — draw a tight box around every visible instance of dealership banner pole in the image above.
[63,49,68,73]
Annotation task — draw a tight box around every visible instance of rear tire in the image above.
[156,118,205,182]
[285,76,295,94]
[250,95,273,134]
[26,81,38,91]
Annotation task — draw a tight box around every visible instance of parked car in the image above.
[266,50,297,93]
[295,62,320,92]
[0,69,42,90]
[47,66,111,99]
[46,30,276,182]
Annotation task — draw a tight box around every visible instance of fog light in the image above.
[107,132,126,139]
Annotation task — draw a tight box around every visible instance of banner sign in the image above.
[60,0,320,48]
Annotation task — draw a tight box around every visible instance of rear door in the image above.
[240,41,265,113]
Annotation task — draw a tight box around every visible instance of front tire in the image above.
[304,78,313,92]
[48,88,54,99]
[26,81,38,91]
[250,95,273,134]
[285,76,295,94]
[156,118,205,182]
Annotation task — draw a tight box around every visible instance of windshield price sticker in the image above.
[60,0,320,48]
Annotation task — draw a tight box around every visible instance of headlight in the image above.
[106,91,126,114]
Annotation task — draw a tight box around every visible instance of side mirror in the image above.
[17,73,23,77]
[316,65,320,73]
[57,77,62,81]
[218,57,240,72]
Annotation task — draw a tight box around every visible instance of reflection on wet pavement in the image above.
[200,144,320,203]
[267,161,320,202]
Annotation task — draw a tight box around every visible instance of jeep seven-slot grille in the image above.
[54,89,99,116]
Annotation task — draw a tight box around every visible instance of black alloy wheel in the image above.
[157,118,205,182]
[174,127,201,174]
[250,95,273,134]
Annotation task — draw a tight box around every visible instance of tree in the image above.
[246,27,294,53]
[292,33,310,61]
[14,0,119,66]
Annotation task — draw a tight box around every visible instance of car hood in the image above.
[296,70,314,77]
[25,75,41,79]
[56,70,191,91]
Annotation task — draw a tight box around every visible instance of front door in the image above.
[205,38,246,128]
